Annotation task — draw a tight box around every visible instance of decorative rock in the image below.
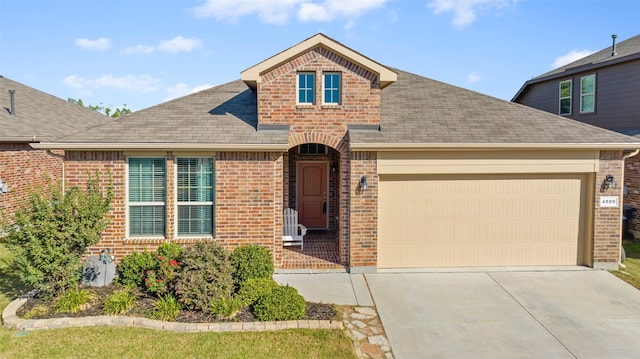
[351,329,368,341]
[351,313,374,320]
[352,320,367,329]
[355,307,377,317]
[368,335,390,346]
[361,343,384,359]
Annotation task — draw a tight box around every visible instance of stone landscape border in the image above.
[2,298,343,332]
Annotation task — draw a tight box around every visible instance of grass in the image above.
[0,243,356,359]
[612,241,640,290]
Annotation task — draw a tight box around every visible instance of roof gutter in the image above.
[350,142,640,151]
[30,142,290,152]
[0,136,38,143]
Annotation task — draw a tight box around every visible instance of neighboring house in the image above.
[513,34,640,238]
[0,76,107,221]
[34,34,640,271]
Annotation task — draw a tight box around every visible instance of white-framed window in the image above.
[297,72,315,105]
[580,74,595,113]
[559,79,572,115]
[128,158,166,237]
[298,143,327,155]
[176,157,215,236]
[323,72,341,105]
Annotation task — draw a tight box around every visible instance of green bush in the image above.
[2,174,112,298]
[55,287,97,314]
[237,278,279,307]
[103,288,138,315]
[152,294,182,321]
[156,242,183,260]
[253,285,306,321]
[230,245,274,285]
[173,241,234,311]
[115,250,156,288]
[210,296,243,319]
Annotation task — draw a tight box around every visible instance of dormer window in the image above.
[323,73,341,105]
[298,73,315,105]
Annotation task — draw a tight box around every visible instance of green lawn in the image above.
[612,241,640,290]
[0,243,356,359]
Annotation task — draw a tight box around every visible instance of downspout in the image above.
[620,148,640,266]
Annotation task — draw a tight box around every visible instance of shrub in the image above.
[230,245,274,285]
[23,305,49,319]
[210,296,243,319]
[115,251,156,288]
[144,252,181,296]
[103,288,138,315]
[253,285,306,321]
[237,278,279,307]
[55,287,97,314]
[173,241,234,312]
[152,294,181,321]
[156,242,183,260]
[2,174,112,298]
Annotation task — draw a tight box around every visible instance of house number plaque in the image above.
[599,196,619,208]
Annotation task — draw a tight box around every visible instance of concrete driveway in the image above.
[366,270,640,359]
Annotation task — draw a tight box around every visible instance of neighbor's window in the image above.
[580,74,595,113]
[128,158,166,237]
[298,73,315,104]
[177,158,214,236]
[559,80,572,115]
[323,73,341,105]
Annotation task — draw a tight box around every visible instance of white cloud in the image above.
[165,83,214,101]
[63,74,161,93]
[468,72,482,83]
[193,0,387,24]
[122,44,154,55]
[551,49,595,68]
[427,0,516,28]
[193,0,302,24]
[75,37,111,51]
[157,36,202,53]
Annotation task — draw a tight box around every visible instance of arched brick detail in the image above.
[288,133,349,153]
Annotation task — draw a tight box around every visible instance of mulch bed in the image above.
[15,285,337,323]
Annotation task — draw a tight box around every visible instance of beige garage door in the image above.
[378,174,587,268]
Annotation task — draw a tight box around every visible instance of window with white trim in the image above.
[128,158,166,237]
[559,79,572,115]
[323,73,341,105]
[177,157,214,236]
[298,73,315,104]
[580,74,595,113]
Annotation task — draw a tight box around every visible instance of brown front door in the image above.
[297,162,328,229]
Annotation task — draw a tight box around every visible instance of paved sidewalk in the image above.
[274,273,373,306]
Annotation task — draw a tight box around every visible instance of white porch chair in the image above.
[283,208,307,250]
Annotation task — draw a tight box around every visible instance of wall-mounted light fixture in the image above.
[600,174,617,192]
[0,178,7,194]
[359,176,368,192]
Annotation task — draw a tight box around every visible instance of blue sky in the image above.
[1,0,637,111]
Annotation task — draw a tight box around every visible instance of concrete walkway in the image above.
[366,270,640,359]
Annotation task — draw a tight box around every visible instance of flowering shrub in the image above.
[144,254,181,295]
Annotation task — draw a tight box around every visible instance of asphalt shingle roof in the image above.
[351,70,638,145]
[46,70,639,148]
[54,80,288,145]
[0,76,108,142]
[536,34,640,79]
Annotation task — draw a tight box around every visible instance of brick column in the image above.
[593,150,624,270]
[349,151,377,271]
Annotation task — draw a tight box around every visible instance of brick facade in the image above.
[593,150,625,269]
[0,144,63,221]
[349,151,378,268]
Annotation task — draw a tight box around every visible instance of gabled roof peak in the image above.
[241,33,397,90]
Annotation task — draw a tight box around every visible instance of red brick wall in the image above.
[257,46,381,139]
[0,144,63,221]
[63,150,282,263]
[349,151,377,268]
[593,150,624,269]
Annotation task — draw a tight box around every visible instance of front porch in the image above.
[279,230,345,271]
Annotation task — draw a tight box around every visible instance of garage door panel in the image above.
[378,175,586,268]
